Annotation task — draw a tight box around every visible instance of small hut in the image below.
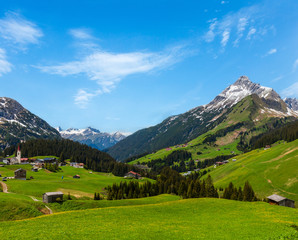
[43,192,64,203]
[14,168,26,180]
[267,194,295,208]
[124,171,141,179]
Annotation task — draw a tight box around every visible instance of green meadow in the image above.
[0,192,45,221]
[0,165,152,198]
[0,198,297,239]
[204,139,298,201]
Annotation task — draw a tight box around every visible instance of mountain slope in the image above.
[129,94,296,165]
[204,139,298,202]
[108,76,298,161]
[285,97,298,111]
[58,127,128,150]
[0,97,61,148]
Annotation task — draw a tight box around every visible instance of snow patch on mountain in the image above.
[206,76,281,111]
[58,127,129,150]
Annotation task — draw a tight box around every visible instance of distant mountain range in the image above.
[0,97,60,149]
[57,127,130,150]
[107,76,298,161]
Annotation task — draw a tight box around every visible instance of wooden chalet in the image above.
[267,194,295,208]
[43,192,64,203]
[14,168,26,180]
[125,171,141,179]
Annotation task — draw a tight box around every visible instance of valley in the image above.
[0,76,297,239]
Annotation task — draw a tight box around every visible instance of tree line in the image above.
[140,150,192,174]
[237,117,297,151]
[106,167,218,200]
[251,120,298,149]
[105,167,258,202]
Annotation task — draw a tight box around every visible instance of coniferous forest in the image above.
[106,167,257,202]
[251,120,298,149]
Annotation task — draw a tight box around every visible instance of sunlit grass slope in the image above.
[0,198,297,239]
[49,194,180,212]
[205,139,298,201]
[0,165,151,198]
[0,192,45,221]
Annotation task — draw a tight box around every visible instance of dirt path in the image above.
[29,196,53,214]
[0,181,8,193]
[45,205,53,214]
[29,196,40,202]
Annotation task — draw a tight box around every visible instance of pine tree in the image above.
[243,181,255,201]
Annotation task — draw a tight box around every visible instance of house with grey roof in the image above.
[267,194,295,208]
[43,192,64,203]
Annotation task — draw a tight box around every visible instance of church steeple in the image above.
[16,144,21,164]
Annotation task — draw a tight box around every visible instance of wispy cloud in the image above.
[281,82,298,97]
[246,27,256,40]
[221,29,230,47]
[293,59,298,72]
[69,28,93,40]
[234,17,248,46]
[38,42,189,108]
[267,48,277,55]
[205,18,217,42]
[74,89,101,108]
[204,4,271,49]
[0,11,43,47]
[0,48,12,77]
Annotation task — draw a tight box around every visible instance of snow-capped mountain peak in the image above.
[57,127,129,150]
[207,76,281,110]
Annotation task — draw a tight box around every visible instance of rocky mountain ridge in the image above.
[57,127,129,150]
[0,97,61,149]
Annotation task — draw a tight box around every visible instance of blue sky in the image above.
[0,0,297,134]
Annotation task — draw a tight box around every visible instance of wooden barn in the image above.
[43,192,64,203]
[14,168,26,180]
[267,194,295,208]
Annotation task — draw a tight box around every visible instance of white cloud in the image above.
[246,27,256,40]
[281,82,298,97]
[205,18,217,42]
[74,89,101,108]
[38,45,188,107]
[0,48,12,77]
[221,29,230,47]
[204,4,269,49]
[293,59,298,72]
[234,17,248,46]
[69,28,93,40]
[0,11,43,47]
[267,48,277,55]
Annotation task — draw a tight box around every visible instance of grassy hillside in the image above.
[205,139,298,201]
[0,193,45,221]
[49,194,180,212]
[0,198,297,239]
[0,165,151,198]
